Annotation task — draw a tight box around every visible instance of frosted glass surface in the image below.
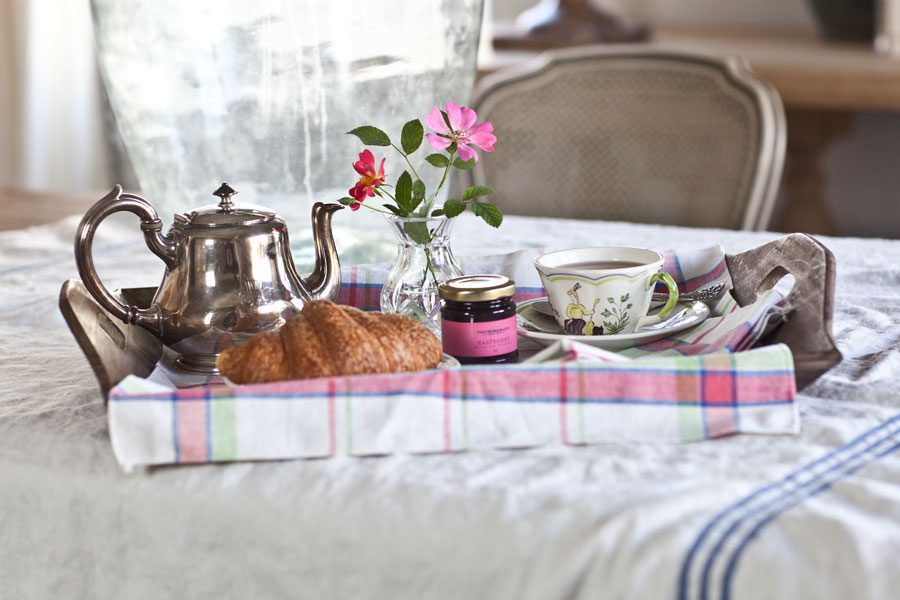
[91,0,483,267]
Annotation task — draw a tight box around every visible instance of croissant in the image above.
[216,300,443,384]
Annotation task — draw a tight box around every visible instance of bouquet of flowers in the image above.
[338,102,502,327]
[339,101,502,237]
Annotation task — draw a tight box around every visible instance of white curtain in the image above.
[0,0,111,192]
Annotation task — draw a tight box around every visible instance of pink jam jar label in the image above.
[441,316,518,358]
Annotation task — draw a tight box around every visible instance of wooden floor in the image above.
[0,187,101,231]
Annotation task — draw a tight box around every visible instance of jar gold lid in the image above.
[439,274,516,302]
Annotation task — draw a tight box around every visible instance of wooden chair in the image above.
[465,46,786,230]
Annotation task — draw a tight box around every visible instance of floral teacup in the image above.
[534,247,679,336]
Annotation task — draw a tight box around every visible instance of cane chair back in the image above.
[466,46,786,230]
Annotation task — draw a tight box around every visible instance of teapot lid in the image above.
[180,183,276,228]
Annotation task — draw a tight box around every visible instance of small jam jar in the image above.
[439,275,518,365]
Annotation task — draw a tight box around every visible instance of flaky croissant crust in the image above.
[216,300,443,384]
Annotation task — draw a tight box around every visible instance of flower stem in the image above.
[420,148,456,217]
[392,144,423,182]
[436,148,456,194]
[423,245,440,289]
[351,200,396,216]
[375,187,397,202]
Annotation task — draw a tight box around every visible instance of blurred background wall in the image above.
[1,0,898,238]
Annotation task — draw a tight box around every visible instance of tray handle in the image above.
[726,232,842,389]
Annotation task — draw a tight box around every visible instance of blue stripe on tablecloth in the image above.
[678,411,900,600]
[170,392,179,463]
[718,430,900,600]
[110,365,793,391]
[679,261,727,287]
[730,353,741,431]
[340,282,382,289]
[110,390,795,407]
[698,359,709,437]
[672,252,687,282]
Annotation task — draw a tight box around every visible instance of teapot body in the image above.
[153,215,311,372]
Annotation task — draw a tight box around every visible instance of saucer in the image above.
[438,353,461,369]
[516,297,710,351]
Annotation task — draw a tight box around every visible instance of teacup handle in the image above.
[634,272,679,331]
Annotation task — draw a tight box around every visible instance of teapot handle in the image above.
[74,186,176,336]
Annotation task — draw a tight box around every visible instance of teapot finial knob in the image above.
[213,182,238,212]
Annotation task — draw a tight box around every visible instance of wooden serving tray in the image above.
[60,233,841,398]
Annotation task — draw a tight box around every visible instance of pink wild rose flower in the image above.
[348,149,386,209]
[425,102,496,163]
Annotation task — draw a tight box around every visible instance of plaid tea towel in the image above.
[339,244,789,357]
[106,245,798,471]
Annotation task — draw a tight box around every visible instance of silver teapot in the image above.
[75,183,343,373]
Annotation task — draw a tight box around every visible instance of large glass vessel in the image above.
[91,0,484,268]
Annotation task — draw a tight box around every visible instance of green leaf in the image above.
[472,201,503,228]
[347,126,391,146]
[626,303,633,309]
[404,221,432,245]
[338,197,357,206]
[602,310,612,317]
[453,157,476,170]
[395,171,413,214]
[442,198,466,218]
[383,203,405,216]
[401,119,424,154]
[430,209,445,217]
[425,153,450,168]
[462,185,494,201]
[441,110,452,129]
[412,179,426,201]
[620,294,628,303]
[607,297,615,303]
[410,179,426,212]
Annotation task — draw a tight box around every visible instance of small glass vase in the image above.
[380,215,463,334]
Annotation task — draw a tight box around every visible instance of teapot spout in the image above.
[301,202,344,302]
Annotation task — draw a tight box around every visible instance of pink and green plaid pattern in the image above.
[106,246,799,471]
[108,344,797,470]
[337,246,732,312]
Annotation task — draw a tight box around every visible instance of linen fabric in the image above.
[3,213,900,600]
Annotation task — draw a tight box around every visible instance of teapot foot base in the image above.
[173,353,220,375]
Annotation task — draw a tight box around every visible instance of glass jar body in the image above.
[380,215,463,334]
[440,297,519,364]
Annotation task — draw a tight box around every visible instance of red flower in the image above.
[348,149,386,210]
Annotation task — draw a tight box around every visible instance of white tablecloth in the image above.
[1,212,899,599]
